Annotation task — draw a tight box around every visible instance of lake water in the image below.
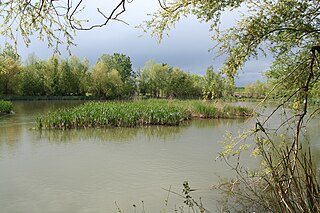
[0,101,318,212]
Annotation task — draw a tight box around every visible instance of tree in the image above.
[202,66,225,100]
[69,55,90,96]
[97,53,133,82]
[96,53,135,98]
[0,0,133,50]
[167,67,195,98]
[45,54,61,95]
[90,60,124,98]
[138,60,170,97]
[244,80,267,98]
[138,59,156,96]
[145,1,320,88]
[21,53,47,96]
[145,1,320,211]
[0,44,21,95]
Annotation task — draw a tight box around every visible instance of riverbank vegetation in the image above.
[0,100,13,114]
[0,43,270,101]
[36,100,253,130]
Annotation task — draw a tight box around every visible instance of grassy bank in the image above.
[36,100,253,129]
[0,100,13,114]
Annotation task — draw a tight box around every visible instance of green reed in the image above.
[36,100,253,129]
[36,100,191,129]
[0,100,13,113]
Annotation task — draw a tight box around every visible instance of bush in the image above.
[0,100,13,113]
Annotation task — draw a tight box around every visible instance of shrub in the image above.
[0,100,13,113]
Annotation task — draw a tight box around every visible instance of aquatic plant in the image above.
[36,100,191,129]
[36,100,253,130]
[0,100,13,113]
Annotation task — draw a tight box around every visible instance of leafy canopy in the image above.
[144,0,320,88]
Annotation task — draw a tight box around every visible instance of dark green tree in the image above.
[21,53,46,96]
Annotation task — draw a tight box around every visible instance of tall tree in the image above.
[0,44,21,95]
[21,53,47,96]
[97,53,133,82]
[139,60,170,97]
[202,66,225,100]
[90,60,124,98]
[167,67,195,98]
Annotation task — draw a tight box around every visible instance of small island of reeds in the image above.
[35,100,253,130]
[0,100,13,114]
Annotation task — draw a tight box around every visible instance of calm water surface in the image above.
[0,101,318,212]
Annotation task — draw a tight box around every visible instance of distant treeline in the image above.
[0,44,268,99]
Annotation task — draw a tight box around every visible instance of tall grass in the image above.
[36,100,191,129]
[36,100,253,130]
[0,100,13,113]
[184,100,253,118]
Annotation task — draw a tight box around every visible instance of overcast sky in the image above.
[12,0,269,86]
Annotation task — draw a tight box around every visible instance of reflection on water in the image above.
[32,124,187,144]
[0,123,22,153]
[0,101,85,154]
[192,118,248,128]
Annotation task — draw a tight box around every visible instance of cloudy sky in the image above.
[14,0,269,86]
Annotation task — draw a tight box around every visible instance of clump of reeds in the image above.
[35,100,253,130]
[0,100,13,114]
[191,101,218,118]
[36,100,191,129]
[188,101,253,118]
[221,105,253,118]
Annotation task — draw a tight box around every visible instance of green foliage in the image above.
[91,53,135,98]
[192,101,218,118]
[139,60,203,98]
[145,0,320,91]
[20,54,46,96]
[0,44,21,95]
[36,100,253,130]
[190,101,252,118]
[36,100,192,129]
[243,80,267,98]
[217,130,320,212]
[139,60,170,97]
[0,43,235,100]
[167,68,200,98]
[0,1,76,50]
[91,61,123,98]
[0,100,13,113]
[97,53,133,82]
[202,66,226,100]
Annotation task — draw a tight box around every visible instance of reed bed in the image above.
[0,100,13,113]
[184,100,252,118]
[36,100,253,129]
[36,101,191,129]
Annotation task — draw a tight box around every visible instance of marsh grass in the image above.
[0,100,13,113]
[36,100,253,130]
[186,100,253,118]
[36,100,191,129]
